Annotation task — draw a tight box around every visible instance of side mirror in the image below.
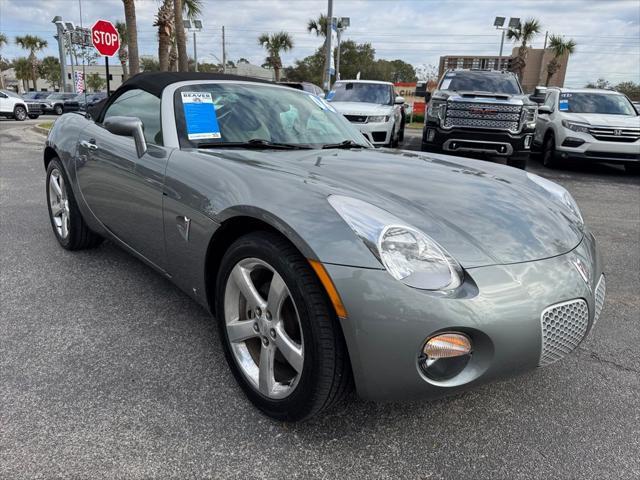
[104,116,147,158]
[538,105,553,115]
[424,91,432,103]
[394,96,405,105]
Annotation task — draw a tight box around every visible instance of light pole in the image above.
[52,16,69,91]
[183,19,203,72]
[335,17,350,81]
[323,0,334,91]
[494,16,520,70]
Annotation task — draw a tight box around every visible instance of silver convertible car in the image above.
[44,72,605,421]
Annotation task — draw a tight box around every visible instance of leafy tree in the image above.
[0,32,7,88]
[258,31,294,81]
[155,0,202,71]
[585,78,612,89]
[12,57,32,91]
[545,35,576,86]
[372,59,417,82]
[140,56,161,72]
[39,56,61,89]
[237,58,250,64]
[615,81,640,101]
[115,21,129,80]
[14,34,48,90]
[85,72,106,92]
[173,0,188,71]
[415,64,439,83]
[507,18,541,81]
[121,0,140,75]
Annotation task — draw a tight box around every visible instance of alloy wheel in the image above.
[224,257,304,399]
[48,169,70,239]
[14,106,27,121]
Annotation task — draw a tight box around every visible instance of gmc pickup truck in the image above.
[421,69,538,169]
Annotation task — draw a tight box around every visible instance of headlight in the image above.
[328,195,463,291]
[524,105,537,129]
[427,100,446,122]
[527,172,584,225]
[367,115,389,123]
[561,120,590,134]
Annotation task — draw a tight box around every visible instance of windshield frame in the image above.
[439,71,523,95]
[166,80,371,150]
[557,91,638,116]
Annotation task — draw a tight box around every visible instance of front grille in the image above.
[593,275,606,326]
[345,115,368,124]
[444,102,522,132]
[539,299,589,367]
[588,127,640,143]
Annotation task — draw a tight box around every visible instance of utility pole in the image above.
[193,30,198,72]
[498,30,506,59]
[323,0,334,91]
[336,28,342,81]
[222,26,227,73]
[542,31,548,49]
[52,17,69,91]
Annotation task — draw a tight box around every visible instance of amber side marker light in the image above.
[420,333,473,381]
[308,259,348,319]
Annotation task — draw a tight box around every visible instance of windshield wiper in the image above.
[197,139,312,150]
[321,140,366,149]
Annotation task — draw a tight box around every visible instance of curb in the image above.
[32,125,50,136]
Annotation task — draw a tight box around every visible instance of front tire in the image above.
[13,105,27,121]
[46,158,103,250]
[542,134,559,168]
[54,104,64,115]
[215,231,352,421]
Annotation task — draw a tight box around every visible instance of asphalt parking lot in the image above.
[1,120,639,479]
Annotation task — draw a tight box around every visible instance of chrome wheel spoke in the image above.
[61,212,69,238]
[227,319,259,343]
[231,264,266,311]
[51,204,64,217]
[48,169,70,240]
[50,174,62,197]
[258,344,276,396]
[274,324,304,373]
[267,271,288,317]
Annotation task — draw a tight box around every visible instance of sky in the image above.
[0,0,638,86]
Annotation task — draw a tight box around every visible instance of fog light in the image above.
[427,128,436,142]
[524,135,533,149]
[420,333,472,381]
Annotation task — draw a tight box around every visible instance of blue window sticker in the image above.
[181,91,221,140]
[326,90,335,101]
[559,99,569,111]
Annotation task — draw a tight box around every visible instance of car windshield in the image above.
[47,93,68,100]
[558,92,637,115]
[174,83,370,149]
[1,89,22,99]
[440,71,521,94]
[329,82,393,105]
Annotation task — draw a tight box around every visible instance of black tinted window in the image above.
[104,89,163,145]
[330,82,393,105]
[558,93,636,115]
[440,72,521,94]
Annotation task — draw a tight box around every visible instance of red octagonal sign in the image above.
[91,19,120,57]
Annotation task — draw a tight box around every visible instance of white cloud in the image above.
[0,0,638,85]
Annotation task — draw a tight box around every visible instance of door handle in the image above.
[80,140,98,150]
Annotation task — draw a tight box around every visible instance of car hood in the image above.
[561,113,640,127]
[329,101,393,116]
[197,148,583,268]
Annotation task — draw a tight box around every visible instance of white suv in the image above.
[534,88,640,174]
[327,80,404,147]
[0,89,42,121]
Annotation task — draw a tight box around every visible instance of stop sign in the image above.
[91,20,120,57]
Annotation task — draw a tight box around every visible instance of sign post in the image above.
[90,19,119,96]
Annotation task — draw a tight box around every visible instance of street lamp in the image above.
[494,16,520,69]
[52,16,69,92]
[184,19,203,72]
[335,16,350,81]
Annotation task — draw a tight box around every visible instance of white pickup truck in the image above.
[0,89,42,121]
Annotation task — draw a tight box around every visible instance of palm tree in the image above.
[173,0,188,71]
[506,18,541,81]
[14,35,47,90]
[155,0,201,71]
[545,35,576,86]
[258,32,294,81]
[0,32,7,88]
[307,14,344,38]
[122,0,140,75]
[115,21,129,81]
[13,57,31,91]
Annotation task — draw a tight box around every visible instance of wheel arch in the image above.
[44,146,58,171]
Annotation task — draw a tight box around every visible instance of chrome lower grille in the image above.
[539,299,589,367]
[444,102,522,132]
[588,127,640,143]
[593,275,606,326]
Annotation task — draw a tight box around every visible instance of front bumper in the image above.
[326,231,603,401]
[555,132,640,164]
[350,120,394,146]
[422,123,534,157]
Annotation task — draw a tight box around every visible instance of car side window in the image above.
[0,92,7,99]
[103,89,163,145]
[543,91,556,111]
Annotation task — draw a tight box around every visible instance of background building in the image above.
[438,47,569,92]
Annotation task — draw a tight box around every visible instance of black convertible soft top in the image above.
[118,71,273,98]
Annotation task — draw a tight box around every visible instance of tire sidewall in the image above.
[543,134,556,167]
[45,159,74,249]
[14,106,27,121]
[215,233,328,420]
[55,104,63,115]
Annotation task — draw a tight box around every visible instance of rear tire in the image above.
[54,104,64,115]
[28,114,40,119]
[542,134,559,168]
[46,158,103,250]
[398,121,405,143]
[13,105,27,121]
[215,231,352,422]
